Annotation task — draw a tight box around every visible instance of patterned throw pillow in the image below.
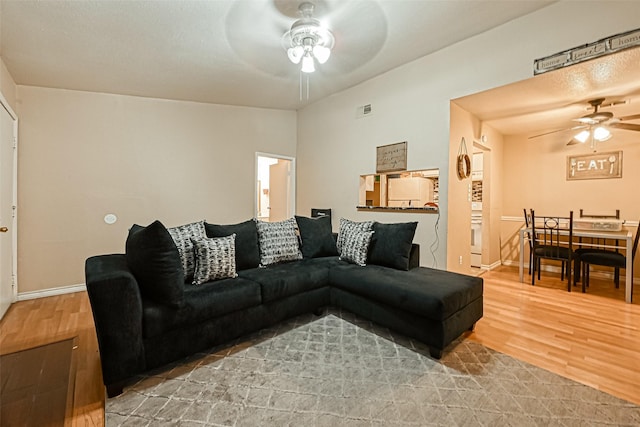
[337,218,374,252]
[167,221,206,281]
[191,234,238,285]
[255,218,302,266]
[339,230,375,266]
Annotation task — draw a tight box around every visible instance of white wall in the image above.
[296,1,640,268]
[16,86,296,292]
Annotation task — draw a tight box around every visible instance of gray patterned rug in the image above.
[106,311,640,426]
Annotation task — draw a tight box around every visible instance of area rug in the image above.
[106,312,640,426]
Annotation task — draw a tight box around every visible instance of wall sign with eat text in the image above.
[566,151,622,180]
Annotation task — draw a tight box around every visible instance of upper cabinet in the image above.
[358,169,439,212]
[472,152,483,181]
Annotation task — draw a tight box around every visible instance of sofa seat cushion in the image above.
[238,258,338,303]
[142,277,261,338]
[329,263,483,321]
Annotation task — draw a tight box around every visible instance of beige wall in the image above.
[0,58,16,112]
[16,86,296,292]
[500,131,640,276]
[297,1,640,270]
[447,103,476,272]
[502,133,640,220]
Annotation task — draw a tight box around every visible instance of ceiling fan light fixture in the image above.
[574,130,590,143]
[287,46,304,64]
[593,126,611,141]
[312,44,331,64]
[282,2,334,73]
[301,53,315,73]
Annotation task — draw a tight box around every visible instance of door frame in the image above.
[255,152,296,220]
[0,91,18,309]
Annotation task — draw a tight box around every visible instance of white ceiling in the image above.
[0,0,556,111]
[454,46,640,139]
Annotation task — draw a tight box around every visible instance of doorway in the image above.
[255,153,295,222]
[0,95,18,320]
[470,141,490,271]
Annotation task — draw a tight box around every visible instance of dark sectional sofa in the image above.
[85,216,483,397]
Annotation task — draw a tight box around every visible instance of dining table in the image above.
[518,226,634,303]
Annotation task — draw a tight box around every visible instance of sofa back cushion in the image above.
[125,220,184,307]
[205,220,260,271]
[295,215,338,258]
[368,221,418,271]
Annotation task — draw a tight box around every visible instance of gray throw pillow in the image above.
[191,234,238,285]
[255,218,302,266]
[339,229,375,266]
[167,220,206,281]
[337,218,374,252]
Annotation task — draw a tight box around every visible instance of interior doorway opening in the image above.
[255,153,295,222]
[471,141,491,271]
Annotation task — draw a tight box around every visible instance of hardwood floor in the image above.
[0,292,104,426]
[468,266,640,406]
[0,265,638,426]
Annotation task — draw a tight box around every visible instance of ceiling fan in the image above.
[529,98,640,149]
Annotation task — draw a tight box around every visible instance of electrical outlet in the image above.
[459,255,463,265]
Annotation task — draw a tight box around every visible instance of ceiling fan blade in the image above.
[618,113,640,121]
[609,122,640,131]
[528,125,587,139]
[566,139,580,146]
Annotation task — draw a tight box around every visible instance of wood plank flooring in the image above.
[468,266,640,406]
[0,265,638,426]
[0,292,104,426]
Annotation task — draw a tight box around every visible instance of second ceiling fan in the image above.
[530,98,640,149]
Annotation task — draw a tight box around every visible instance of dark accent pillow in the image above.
[205,219,260,271]
[295,215,338,258]
[125,220,185,307]
[368,221,418,270]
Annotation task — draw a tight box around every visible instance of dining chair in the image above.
[523,208,534,275]
[531,210,575,291]
[574,209,621,284]
[580,221,640,294]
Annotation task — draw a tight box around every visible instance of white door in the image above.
[0,97,17,320]
[269,160,291,222]
[256,153,295,222]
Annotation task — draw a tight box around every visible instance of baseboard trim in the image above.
[17,284,87,301]
[482,260,502,271]
[502,260,639,282]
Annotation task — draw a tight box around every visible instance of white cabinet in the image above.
[387,177,434,207]
[472,152,483,180]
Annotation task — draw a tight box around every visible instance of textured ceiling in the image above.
[0,0,555,110]
[454,47,640,138]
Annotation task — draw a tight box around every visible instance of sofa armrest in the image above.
[85,254,146,395]
[409,244,420,269]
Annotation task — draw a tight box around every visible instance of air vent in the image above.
[356,104,373,118]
